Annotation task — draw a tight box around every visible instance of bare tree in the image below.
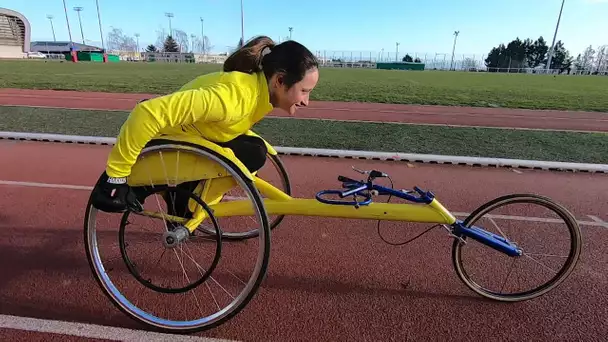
[154,28,167,51]
[191,36,212,53]
[173,29,189,52]
[580,45,596,71]
[594,45,607,72]
[106,27,137,51]
[462,58,478,70]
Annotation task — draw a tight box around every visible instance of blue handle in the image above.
[315,189,372,206]
[340,184,368,198]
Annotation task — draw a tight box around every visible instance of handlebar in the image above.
[315,188,372,206]
[315,168,435,206]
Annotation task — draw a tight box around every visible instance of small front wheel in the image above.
[452,193,582,302]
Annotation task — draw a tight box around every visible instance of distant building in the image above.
[30,41,104,54]
[141,52,228,64]
[0,7,30,58]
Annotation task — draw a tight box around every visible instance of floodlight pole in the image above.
[546,0,565,72]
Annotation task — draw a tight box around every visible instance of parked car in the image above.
[27,51,47,59]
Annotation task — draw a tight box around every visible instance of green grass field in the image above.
[1,60,607,112]
[1,105,606,164]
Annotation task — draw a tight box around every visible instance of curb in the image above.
[1,131,607,174]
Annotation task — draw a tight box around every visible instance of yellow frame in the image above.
[129,133,457,233]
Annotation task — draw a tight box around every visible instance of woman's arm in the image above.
[105,81,253,178]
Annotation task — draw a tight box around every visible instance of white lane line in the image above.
[0,314,238,341]
[445,212,605,228]
[0,180,243,201]
[0,180,93,191]
[0,103,129,112]
[587,215,608,229]
[0,179,604,229]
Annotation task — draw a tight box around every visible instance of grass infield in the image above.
[1,60,607,112]
[1,105,606,164]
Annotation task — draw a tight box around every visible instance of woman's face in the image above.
[270,68,319,115]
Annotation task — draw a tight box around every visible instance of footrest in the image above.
[315,189,372,206]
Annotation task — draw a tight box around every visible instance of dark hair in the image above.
[223,35,318,89]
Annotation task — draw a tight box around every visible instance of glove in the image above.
[91,171,143,213]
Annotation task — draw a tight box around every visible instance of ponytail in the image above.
[223,36,276,74]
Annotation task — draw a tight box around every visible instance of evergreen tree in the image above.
[163,35,179,52]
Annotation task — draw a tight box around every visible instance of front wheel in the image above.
[452,193,582,302]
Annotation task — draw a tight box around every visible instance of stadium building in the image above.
[0,7,30,58]
[30,41,104,54]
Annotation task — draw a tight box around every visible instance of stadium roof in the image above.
[0,7,31,53]
[30,41,104,53]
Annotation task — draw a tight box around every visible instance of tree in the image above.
[462,58,477,70]
[528,36,548,68]
[414,57,421,63]
[106,27,137,51]
[548,40,572,71]
[402,54,413,62]
[579,45,596,70]
[484,35,571,72]
[505,37,529,68]
[595,45,607,73]
[484,44,509,71]
[191,35,212,54]
[163,35,179,52]
[145,44,157,52]
[573,53,584,70]
[154,29,166,51]
[173,29,189,52]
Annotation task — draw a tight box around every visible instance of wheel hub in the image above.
[162,226,190,248]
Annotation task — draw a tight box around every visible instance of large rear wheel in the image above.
[84,142,271,334]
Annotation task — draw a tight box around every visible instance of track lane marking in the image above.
[0,314,238,341]
[587,215,608,229]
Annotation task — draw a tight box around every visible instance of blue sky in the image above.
[4,0,607,59]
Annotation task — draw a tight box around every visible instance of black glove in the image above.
[91,171,143,213]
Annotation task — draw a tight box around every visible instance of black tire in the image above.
[84,141,271,334]
[452,193,582,302]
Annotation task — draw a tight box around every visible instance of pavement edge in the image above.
[1,131,607,174]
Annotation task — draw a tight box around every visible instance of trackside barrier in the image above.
[0,131,607,174]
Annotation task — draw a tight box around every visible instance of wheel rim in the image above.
[84,143,271,332]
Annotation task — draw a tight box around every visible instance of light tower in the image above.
[73,6,85,44]
[46,15,56,41]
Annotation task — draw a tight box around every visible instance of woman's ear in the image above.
[273,72,286,88]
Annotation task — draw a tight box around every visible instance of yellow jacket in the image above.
[105,71,273,178]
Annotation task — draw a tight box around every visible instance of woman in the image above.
[91,35,319,214]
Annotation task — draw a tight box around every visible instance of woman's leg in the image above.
[217,135,268,173]
[166,135,268,218]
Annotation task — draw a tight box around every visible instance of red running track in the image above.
[0,140,607,341]
[1,88,608,132]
